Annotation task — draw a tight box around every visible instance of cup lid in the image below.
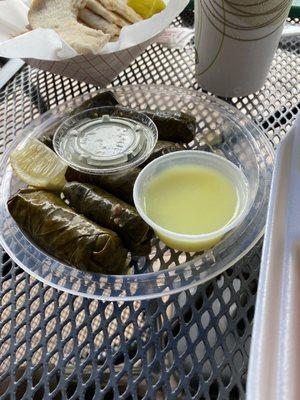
[53,106,158,175]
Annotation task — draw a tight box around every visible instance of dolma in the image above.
[110,106,196,144]
[8,189,128,274]
[144,110,196,143]
[65,167,140,205]
[64,140,184,203]
[141,140,184,167]
[69,91,119,115]
[63,182,151,253]
[130,230,154,256]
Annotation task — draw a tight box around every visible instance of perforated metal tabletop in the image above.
[0,11,299,400]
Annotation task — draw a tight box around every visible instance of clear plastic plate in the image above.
[0,85,274,301]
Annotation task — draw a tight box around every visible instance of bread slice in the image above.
[56,21,110,54]
[86,0,129,27]
[28,0,110,54]
[98,0,142,24]
[29,0,86,28]
[79,7,120,37]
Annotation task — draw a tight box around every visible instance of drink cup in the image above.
[195,0,292,97]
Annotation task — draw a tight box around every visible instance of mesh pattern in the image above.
[0,12,299,399]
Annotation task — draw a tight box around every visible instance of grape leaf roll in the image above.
[65,167,140,205]
[144,110,196,143]
[63,182,151,254]
[64,141,184,204]
[8,189,128,274]
[111,107,196,143]
[141,140,184,167]
[70,91,119,115]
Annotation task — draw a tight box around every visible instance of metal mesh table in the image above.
[0,11,299,400]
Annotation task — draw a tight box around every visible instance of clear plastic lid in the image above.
[53,106,158,175]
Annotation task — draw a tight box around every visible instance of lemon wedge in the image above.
[128,0,166,19]
[10,138,67,190]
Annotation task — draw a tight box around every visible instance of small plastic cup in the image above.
[133,151,250,252]
[53,106,158,175]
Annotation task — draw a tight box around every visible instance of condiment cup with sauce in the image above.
[133,151,250,252]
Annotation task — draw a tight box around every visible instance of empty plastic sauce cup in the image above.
[133,151,250,252]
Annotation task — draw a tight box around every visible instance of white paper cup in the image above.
[195,0,292,97]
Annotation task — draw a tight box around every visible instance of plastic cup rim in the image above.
[133,150,251,242]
